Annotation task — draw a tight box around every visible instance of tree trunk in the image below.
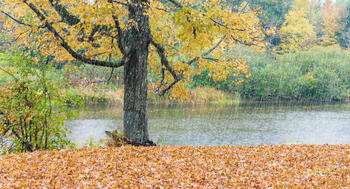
[123,0,151,145]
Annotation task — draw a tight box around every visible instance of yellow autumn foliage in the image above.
[319,0,341,47]
[1,0,263,99]
[280,0,316,53]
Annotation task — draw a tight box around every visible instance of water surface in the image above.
[66,102,350,146]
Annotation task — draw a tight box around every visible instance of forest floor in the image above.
[0,145,349,188]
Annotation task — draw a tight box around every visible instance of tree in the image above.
[279,0,316,53]
[1,0,262,145]
[337,0,350,48]
[249,0,294,53]
[319,0,341,47]
[220,0,294,53]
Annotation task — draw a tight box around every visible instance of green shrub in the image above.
[191,48,350,101]
[0,54,82,153]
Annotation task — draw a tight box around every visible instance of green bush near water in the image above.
[0,54,82,153]
[192,48,350,101]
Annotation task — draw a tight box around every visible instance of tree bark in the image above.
[123,0,151,145]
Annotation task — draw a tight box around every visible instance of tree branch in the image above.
[151,40,179,80]
[167,0,183,9]
[0,67,18,81]
[165,0,249,43]
[154,7,169,13]
[187,35,226,65]
[158,80,178,95]
[48,0,80,26]
[23,0,124,68]
[150,35,226,95]
[210,18,245,32]
[203,57,219,62]
[230,35,260,46]
[151,39,181,95]
[240,0,250,13]
[47,0,114,48]
[108,0,130,7]
[112,15,125,54]
[1,11,33,27]
[1,10,45,29]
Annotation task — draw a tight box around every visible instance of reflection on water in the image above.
[66,102,350,146]
[68,119,121,145]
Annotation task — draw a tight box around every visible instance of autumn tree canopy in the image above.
[249,0,293,52]
[319,0,341,47]
[279,0,316,53]
[0,0,262,144]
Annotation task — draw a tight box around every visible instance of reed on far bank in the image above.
[65,86,237,106]
[192,47,350,102]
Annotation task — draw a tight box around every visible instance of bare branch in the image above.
[154,7,169,13]
[1,11,33,27]
[23,0,124,68]
[187,35,226,65]
[105,67,115,83]
[240,0,250,13]
[166,0,183,9]
[1,11,45,29]
[151,39,181,95]
[48,0,80,26]
[158,80,178,96]
[159,66,165,86]
[210,18,246,33]
[203,57,219,62]
[150,35,226,95]
[151,40,179,80]
[0,67,18,81]
[230,35,260,46]
[108,0,130,7]
[112,15,125,54]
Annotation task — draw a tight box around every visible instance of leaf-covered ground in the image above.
[0,145,350,188]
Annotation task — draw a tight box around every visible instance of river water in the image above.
[66,102,350,146]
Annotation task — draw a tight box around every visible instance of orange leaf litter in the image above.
[0,145,349,188]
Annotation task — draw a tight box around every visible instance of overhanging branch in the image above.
[112,15,125,54]
[108,0,130,7]
[165,0,259,47]
[22,0,124,68]
[150,35,226,95]
[1,10,45,28]
[1,11,32,27]
[48,0,80,26]
[167,0,183,8]
[187,35,226,65]
[151,39,181,95]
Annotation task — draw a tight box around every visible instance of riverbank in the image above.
[66,85,350,107]
[0,145,349,187]
[66,86,238,105]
